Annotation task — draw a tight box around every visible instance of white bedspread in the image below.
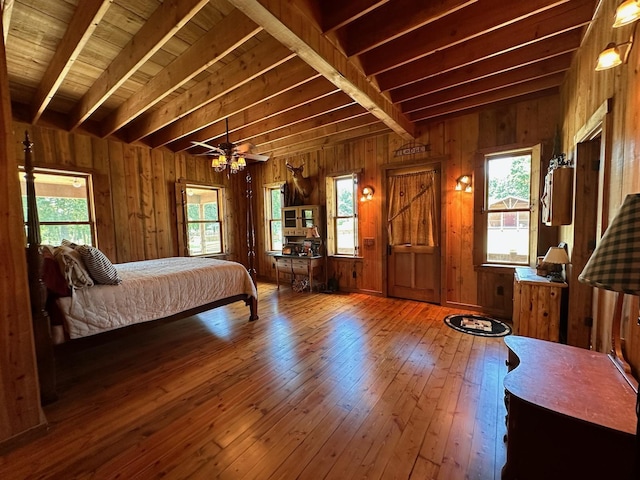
[57,257,257,339]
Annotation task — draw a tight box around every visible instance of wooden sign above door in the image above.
[393,142,430,157]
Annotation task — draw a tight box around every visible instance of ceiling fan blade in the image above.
[190,140,216,149]
[243,152,270,162]
[234,142,254,154]
[190,140,224,156]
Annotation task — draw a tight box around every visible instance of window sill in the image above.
[193,253,228,259]
[328,255,363,260]
[474,263,527,273]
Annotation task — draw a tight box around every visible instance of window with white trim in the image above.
[482,148,538,265]
[326,173,358,256]
[18,168,95,246]
[265,183,283,252]
[185,185,224,256]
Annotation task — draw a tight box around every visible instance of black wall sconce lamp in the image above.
[360,186,374,202]
[455,175,472,192]
[596,0,640,70]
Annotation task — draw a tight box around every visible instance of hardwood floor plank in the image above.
[0,284,508,479]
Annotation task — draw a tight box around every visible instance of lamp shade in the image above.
[543,246,570,265]
[579,193,640,294]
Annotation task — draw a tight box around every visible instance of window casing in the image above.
[18,168,95,246]
[185,185,224,256]
[477,146,540,266]
[264,184,283,252]
[327,174,358,256]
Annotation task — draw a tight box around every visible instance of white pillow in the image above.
[53,245,94,289]
[76,245,121,285]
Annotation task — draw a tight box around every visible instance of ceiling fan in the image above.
[191,119,269,174]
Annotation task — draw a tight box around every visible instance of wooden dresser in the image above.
[513,267,566,341]
[502,336,636,479]
[274,254,325,292]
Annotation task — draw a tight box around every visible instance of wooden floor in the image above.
[0,283,508,479]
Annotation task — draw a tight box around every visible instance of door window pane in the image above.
[485,154,532,264]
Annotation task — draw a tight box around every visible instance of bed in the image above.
[55,256,258,340]
[22,131,259,403]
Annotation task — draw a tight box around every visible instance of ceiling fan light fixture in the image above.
[614,0,640,27]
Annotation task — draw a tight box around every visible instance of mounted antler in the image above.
[286,162,313,198]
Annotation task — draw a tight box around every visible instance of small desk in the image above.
[513,267,567,341]
[274,255,324,292]
[503,336,636,479]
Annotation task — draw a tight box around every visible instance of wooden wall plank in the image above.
[91,136,116,260]
[108,140,129,263]
[139,147,158,260]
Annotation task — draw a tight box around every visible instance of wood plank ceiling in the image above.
[3,0,599,159]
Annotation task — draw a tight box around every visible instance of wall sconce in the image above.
[360,186,374,202]
[596,41,633,70]
[455,175,472,192]
[596,0,639,70]
[614,0,640,27]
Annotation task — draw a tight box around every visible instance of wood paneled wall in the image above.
[11,122,248,266]
[12,94,561,318]
[254,95,560,312]
[559,0,640,372]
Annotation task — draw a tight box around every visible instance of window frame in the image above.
[326,173,359,257]
[182,182,226,257]
[264,182,284,252]
[474,144,541,267]
[18,167,97,246]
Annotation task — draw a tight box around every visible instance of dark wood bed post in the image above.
[23,131,57,404]
[246,171,258,320]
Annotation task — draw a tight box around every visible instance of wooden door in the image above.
[386,168,441,303]
[566,138,600,348]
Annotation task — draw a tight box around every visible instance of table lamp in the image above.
[578,193,640,473]
[543,245,570,282]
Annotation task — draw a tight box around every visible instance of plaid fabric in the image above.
[579,194,640,294]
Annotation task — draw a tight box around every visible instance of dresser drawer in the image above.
[291,259,309,274]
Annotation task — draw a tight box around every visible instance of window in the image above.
[18,168,95,245]
[482,149,538,265]
[264,184,283,251]
[326,174,358,256]
[185,185,224,256]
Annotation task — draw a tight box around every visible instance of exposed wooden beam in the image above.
[211,92,356,145]
[375,1,593,92]
[2,0,14,43]
[390,36,580,103]
[320,0,390,33]
[126,37,294,142]
[101,9,261,138]
[342,0,475,56]
[149,58,319,148]
[68,0,210,130]
[259,115,380,152]
[360,0,569,76]
[401,55,572,113]
[408,75,563,122]
[170,77,340,152]
[268,123,390,157]
[226,0,415,140]
[225,104,368,146]
[30,0,112,124]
